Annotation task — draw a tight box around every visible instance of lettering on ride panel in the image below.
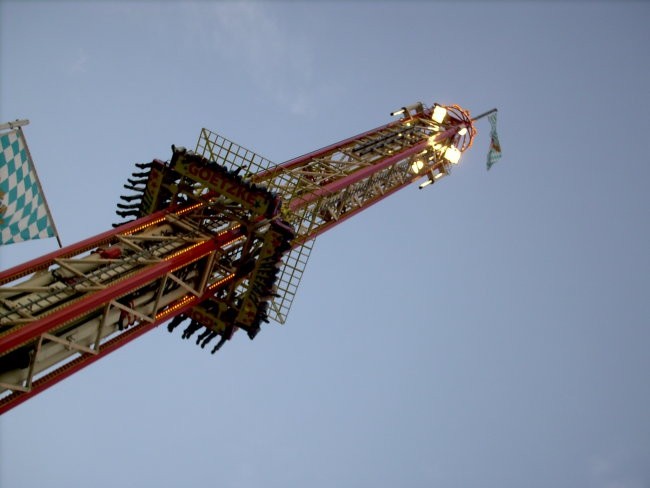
[186,300,242,339]
[187,301,228,333]
[139,161,167,215]
[172,151,278,218]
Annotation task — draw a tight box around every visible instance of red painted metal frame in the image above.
[254,113,426,181]
[0,221,243,414]
[291,165,423,246]
[0,273,235,415]
[287,140,428,212]
[2,239,207,354]
[0,104,473,415]
[286,123,464,212]
[0,224,243,353]
[0,207,177,286]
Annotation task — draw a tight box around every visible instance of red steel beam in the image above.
[291,174,420,247]
[0,105,468,414]
[0,206,180,286]
[287,123,463,213]
[0,226,242,354]
[288,140,428,212]
[254,115,419,181]
[0,272,236,415]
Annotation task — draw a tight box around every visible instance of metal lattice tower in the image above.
[0,102,477,414]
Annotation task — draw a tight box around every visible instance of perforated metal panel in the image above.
[195,129,314,324]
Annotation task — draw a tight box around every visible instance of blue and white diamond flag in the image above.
[0,127,57,245]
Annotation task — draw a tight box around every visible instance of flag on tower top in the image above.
[0,121,59,245]
[487,111,502,170]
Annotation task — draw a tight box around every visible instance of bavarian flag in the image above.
[487,111,502,170]
[0,126,56,244]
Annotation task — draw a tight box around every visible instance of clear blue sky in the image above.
[1,2,649,487]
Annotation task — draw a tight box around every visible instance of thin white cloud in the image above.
[103,2,341,115]
[184,2,322,116]
[588,455,647,488]
[70,48,88,74]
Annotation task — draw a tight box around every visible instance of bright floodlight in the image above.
[444,146,461,164]
[458,127,468,136]
[432,105,447,124]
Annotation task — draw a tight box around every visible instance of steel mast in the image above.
[0,102,476,414]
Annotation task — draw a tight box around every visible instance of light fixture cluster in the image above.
[392,102,473,191]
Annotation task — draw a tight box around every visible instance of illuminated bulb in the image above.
[458,127,468,136]
[444,146,462,164]
[427,135,443,149]
[434,172,444,180]
[391,108,405,116]
[410,160,425,173]
[419,179,433,189]
[432,105,447,124]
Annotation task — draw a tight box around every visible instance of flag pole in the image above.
[0,119,30,131]
[472,108,498,122]
[16,126,63,248]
